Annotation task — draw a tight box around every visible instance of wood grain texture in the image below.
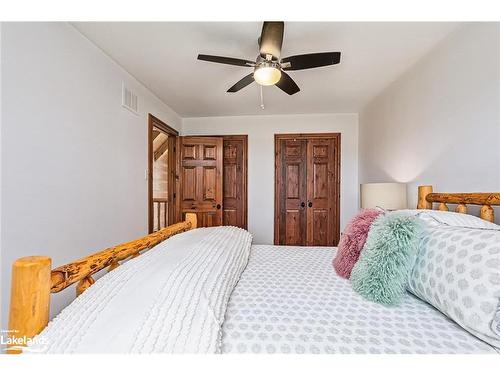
[417,185,433,209]
[278,138,307,246]
[417,185,499,223]
[438,202,449,211]
[426,192,500,205]
[50,214,197,293]
[8,256,51,354]
[275,133,340,246]
[76,276,95,296]
[480,204,495,222]
[179,137,223,227]
[222,135,248,229]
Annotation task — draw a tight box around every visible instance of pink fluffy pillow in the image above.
[333,208,383,279]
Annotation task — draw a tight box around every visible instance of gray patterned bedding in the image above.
[221,245,497,354]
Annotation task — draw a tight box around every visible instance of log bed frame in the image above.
[7,213,197,353]
[6,185,500,353]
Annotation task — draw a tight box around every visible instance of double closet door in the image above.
[275,134,340,247]
[178,136,247,229]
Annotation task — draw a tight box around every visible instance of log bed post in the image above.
[185,212,198,229]
[417,185,433,209]
[8,256,51,354]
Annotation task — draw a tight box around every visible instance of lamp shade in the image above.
[360,183,407,210]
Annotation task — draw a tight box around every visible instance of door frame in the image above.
[148,114,179,233]
[274,133,341,245]
[185,134,248,229]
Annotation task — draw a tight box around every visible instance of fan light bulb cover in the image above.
[254,66,282,86]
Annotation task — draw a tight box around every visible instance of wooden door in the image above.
[276,138,308,245]
[222,136,248,229]
[306,138,339,246]
[275,134,340,246]
[179,137,223,227]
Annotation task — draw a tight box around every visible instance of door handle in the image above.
[300,202,305,208]
[216,204,221,210]
[308,202,313,208]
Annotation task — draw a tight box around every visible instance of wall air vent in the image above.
[122,83,139,115]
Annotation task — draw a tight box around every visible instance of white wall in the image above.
[182,113,359,244]
[0,22,182,328]
[359,23,500,221]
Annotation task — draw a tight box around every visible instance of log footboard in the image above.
[7,213,197,353]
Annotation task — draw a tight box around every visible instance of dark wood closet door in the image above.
[222,136,248,229]
[179,136,223,227]
[276,139,308,245]
[275,134,340,246]
[306,138,339,246]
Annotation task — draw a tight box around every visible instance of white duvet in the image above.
[28,226,252,353]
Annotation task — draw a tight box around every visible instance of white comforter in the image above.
[28,226,252,353]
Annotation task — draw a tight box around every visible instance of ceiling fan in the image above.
[197,22,341,95]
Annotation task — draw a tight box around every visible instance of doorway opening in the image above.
[148,114,178,233]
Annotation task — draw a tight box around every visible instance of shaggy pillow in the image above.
[333,208,383,278]
[350,212,424,305]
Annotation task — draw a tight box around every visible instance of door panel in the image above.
[181,167,196,200]
[285,210,302,245]
[222,136,247,229]
[306,138,338,246]
[312,209,328,246]
[202,167,216,200]
[179,137,223,227]
[277,139,307,246]
[275,134,340,246]
[286,164,300,198]
[224,164,237,198]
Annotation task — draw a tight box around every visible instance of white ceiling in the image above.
[73,22,461,117]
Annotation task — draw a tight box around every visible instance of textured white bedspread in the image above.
[29,227,252,353]
[221,245,497,354]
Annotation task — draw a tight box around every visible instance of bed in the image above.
[6,185,500,354]
[222,245,496,354]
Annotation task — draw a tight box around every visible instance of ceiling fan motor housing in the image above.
[253,59,282,86]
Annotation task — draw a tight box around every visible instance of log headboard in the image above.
[7,213,197,353]
[417,185,499,222]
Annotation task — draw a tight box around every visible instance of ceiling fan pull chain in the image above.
[260,85,265,110]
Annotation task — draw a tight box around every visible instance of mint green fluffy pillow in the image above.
[350,212,423,306]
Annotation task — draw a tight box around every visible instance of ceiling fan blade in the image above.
[281,52,341,71]
[198,54,255,67]
[227,73,255,93]
[259,22,284,59]
[275,71,300,95]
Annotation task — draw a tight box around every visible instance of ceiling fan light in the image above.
[254,66,282,86]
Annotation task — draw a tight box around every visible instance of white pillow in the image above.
[408,224,500,348]
[400,209,499,230]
